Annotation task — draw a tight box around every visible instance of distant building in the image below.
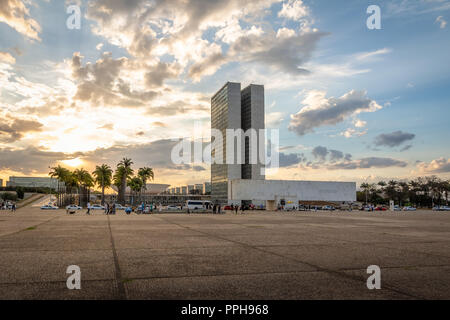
[175,187,181,194]
[111,183,170,195]
[0,179,3,187]
[194,184,203,194]
[203,182,211,194]
[187,185,195,194]
[6,176,59,190]
[181,186,187,195]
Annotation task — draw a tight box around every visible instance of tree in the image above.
[73,168,94,207]
[115,158,134,205]
[48,165,71,206]
[137,167,154,201]
[93,164,113,205]
[128,177,144,205]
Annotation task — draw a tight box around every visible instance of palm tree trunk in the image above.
[101,186,105,206]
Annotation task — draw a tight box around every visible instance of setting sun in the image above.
[61,158,84,167]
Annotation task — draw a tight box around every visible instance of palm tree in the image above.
[360,182,371,204]
[128,177,144,205]
[93,164,113,205]
[48,165,71,206]
[73,168,94,207]
[115,158,134,205]
[137,167,154,202]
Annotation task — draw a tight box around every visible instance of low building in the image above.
[228,179,356,209]
[0,179,3,187]
[194,184,204,194]
[6,177,60,190]
[203,182,211,194]
[181,186,187,195]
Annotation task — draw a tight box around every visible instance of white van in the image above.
[186,200,204,210]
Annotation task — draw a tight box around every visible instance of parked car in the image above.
[223,205,233,210]
[375,206,387,211]
[433,206,450,211]
[90,204,105,210]
[393,205,402,211]
[114,204,126,210]
[322,205,335,211]
[167,205,181,211]
[403,206,417,211]
[41,204,59,210]
[66,205,82,210]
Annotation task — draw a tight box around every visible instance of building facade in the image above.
[6,176,59,190]
[211,81,356,207]
[211,82,265,204]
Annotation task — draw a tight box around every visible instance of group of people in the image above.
[104,202,117,215]
[0,201,16,212]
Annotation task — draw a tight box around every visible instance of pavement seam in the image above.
[155,215,426,300]
[106,214,127,300]
[0,216,60,239]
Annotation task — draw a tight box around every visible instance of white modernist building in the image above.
[210,82,356,207]
[229,179,356,209]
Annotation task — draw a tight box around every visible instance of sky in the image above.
[0,0,449,187]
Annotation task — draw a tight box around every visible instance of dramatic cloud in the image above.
[0,0,41,40]
[71,52,159,107]
[0,118,43,142]
[374,131,415,148]
[0,147,72,174]
[289,90,382,136]
[417,158,450,173]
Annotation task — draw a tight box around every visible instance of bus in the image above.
[186,200,210,210]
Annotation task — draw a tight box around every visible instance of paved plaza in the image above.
[0,206,449,299]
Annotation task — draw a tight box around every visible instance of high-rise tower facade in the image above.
[211,82,265,204]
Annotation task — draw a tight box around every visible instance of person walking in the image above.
[86,202,91,215]
[235,205,238,215]
[12,203,16,212]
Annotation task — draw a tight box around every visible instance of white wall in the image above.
[229,179,356,202]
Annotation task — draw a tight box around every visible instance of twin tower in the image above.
[210,82,265,204]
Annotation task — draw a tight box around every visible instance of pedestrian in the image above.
[235,205,238,215]
[112,203,116,215]
[218,205,221,214]
[12,203,16,212]
[86,202,91,215]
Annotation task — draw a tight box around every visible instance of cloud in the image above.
[374,131,415,148]
[0,118,43,142]
[312,146,328,160]
[228,28,327,75]
[326,157,408,170]
[436,16,447,28]
[289,90,382,136]
[279,152,304,167]
[340,128,367,138]
[71,52,159,107]
[0,146,72,174]
[417,157,450,173]
[355,48,391,61]
[265,112,284,128]
[0,51,16,64]
[145,61,181,88]
[0,0,41,40]
[278,0,309,21]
